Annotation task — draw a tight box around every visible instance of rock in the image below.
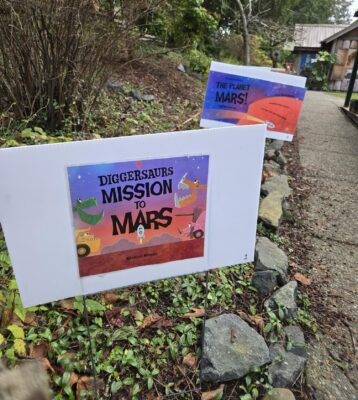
[276,151,287,168]
[265,149,277,160]
[258,191,283,230]
[177,63,186,73]
[189,71,205,81]
[265,281,298,319]
[263,388,296,400]
[266,140,284,152]
[131,89,142,100]
[261,175,292,199]
[142,94,155,102]
[284,326,306,358]
[269,342,306,387]
[264,161,282,176]
[265,149,287,171]
[252,271,278,296]
[106,80,124,93]
[0,361,51,400]
[254,237,288,285]
[201,314,270,382]
[131,90,155,102]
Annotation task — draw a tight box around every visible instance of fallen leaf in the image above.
[237,311,251,324]
[183,308,205,318]
[76,376,92,398]
[59,352,77,361]
[29,342,48,358]
[60,299,75,310]
[41,357,55,373]
[24,312,37,326]
[146,394,160,400]
[201,384,224,400]
[69,371,79,387]
[294,272,311,286]
[183,353,197,369]
[105,307,125,328]
[152,318,174,328]
[140,314,161,330]
[248,315,264,330]
[76,376,105,397]
[101,291,121,304]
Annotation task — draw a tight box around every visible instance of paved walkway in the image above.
[297,91,358,400]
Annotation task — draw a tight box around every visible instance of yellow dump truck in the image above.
[75,229,101,257]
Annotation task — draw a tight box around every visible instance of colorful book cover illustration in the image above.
[201,69,306,138]
[67,156,209,277]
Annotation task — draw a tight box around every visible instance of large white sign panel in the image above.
[201,61,307,141]
[0,125,266,307]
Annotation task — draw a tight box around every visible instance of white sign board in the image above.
[201,61,307,141]
[0,125,266,307]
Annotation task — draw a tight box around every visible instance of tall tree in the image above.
[235,0,251,65]
[332,0,353,24]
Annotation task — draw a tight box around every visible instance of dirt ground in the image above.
[284,91,358,400]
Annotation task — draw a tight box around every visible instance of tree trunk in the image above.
[236,0,250,65]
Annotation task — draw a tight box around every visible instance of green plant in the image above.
[301,51,336,91]
[238,366,273,399]
[263,306,287,342]
[187,48,212,74]
[295,293,319,335]
[257,223,283,245]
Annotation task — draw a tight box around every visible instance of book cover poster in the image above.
[67,156,209,277]
[201,67,306,140]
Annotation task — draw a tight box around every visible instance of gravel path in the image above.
[297,91,358,400]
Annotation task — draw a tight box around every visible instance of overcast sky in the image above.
[350,0,358,20]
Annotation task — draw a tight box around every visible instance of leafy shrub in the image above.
[145,0,218,51]
[187,48,212,74]
[215,33,271,66]
[301,51,336,91]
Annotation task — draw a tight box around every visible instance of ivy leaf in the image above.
[123,377,134,386]
[0,333,4,346]
[85,299,105,313]
[15,294,26,322]
[111,380,122,394]
[7,324,25,339]
[263,323,272,333]
[14,338,26,355]
[62,370,71,387]
[278,308,285,320]
[147,376,154,390]
[5,347,15,361]
[132,383,140,396]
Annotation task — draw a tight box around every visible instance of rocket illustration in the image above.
[137,224,145,244]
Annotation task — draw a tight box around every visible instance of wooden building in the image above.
[292,24,348,73]
[321,20,358,91]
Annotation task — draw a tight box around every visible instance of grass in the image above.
[325,91,358,100]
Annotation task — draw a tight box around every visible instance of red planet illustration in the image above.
[239,96,302,133]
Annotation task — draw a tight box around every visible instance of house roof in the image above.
[294,24,349,49]
[321,20,358,44]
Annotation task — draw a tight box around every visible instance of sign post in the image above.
[201,61,306,141]
[0,125,266,308]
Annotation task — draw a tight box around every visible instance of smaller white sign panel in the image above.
[201,61,307,141]
[0,125,266,307]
